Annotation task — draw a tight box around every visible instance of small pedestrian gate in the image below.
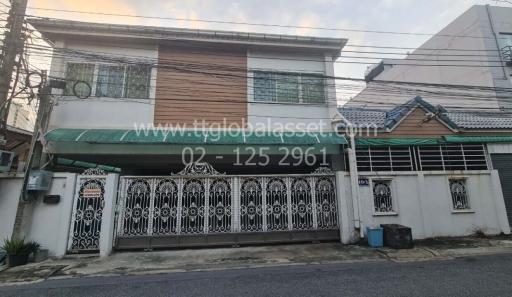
[68,169,107,252]
[115,164,340,249]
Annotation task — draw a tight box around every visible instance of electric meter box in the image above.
[27,170,53,191]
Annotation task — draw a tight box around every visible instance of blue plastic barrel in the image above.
[366,227,383,248]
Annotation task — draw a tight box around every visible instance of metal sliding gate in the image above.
[115,164,339,249]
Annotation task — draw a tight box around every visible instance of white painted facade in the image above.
[247,50,337,131]
[345,170,510,240]
[350,5,512,110]
[0,175,23,242]
[48,40,158,130]
[46,41,338,132]
[1,169,509,257]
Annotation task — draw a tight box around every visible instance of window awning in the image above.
[56,158,121,173]
[443,135,512,143]
[45,129,347,145]
[356,137,440,147]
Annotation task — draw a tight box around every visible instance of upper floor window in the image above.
[65,63,151,99]
[253,71,325,104]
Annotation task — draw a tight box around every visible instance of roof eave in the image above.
[28,18,347,55]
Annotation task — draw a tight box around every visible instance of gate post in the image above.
[100,173,119,257]
[335,171,354,244]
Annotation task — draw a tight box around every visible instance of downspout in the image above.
[347,126,363,238]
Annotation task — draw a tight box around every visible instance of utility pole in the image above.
[0,0,28,146]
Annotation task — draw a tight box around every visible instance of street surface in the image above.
[1,253,511,297]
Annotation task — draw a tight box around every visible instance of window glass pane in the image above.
[96,65,125,98]
[125,65,151,99]
[301,75,325,103]
[275,73,299,103]
[65,63,95,97]
[254,71,276,102]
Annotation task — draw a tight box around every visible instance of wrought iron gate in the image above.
[116,164,339,248]
[68,170,107,252]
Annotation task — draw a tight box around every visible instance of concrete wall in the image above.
[0,172,120,258]
[0,174,24,242]
[22,173,77,257]
[48,40,158,130]
[356,170,510,239]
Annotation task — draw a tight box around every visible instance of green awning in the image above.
[443,135,512,143]
[356,137,441,147]
[45,129,347,145]
[56,158,121,173]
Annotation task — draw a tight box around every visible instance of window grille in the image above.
[449,179,470,210]
[372,180,394,213]
[65,63,151,99]
[356,146,413,172]
[253,71,325,103]
[125,65,151,99]
[356,144,487,172]
[96,65,125,98]
[65,63,95,97]
[418,144,487,171]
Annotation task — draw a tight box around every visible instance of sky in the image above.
[25,0,512,101]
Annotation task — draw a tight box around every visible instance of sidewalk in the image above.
[1,235,512,286]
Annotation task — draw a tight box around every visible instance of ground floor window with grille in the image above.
[372,180,394,213]
[449,179,470,210]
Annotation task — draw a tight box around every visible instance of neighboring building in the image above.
[7,101,34,131]
[340,5,512,236]
[351,5,512,110]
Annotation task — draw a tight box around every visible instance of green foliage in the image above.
[25,241,41,254]
[1,238,40,256]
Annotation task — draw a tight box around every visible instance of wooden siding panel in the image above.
[154,45,247,127]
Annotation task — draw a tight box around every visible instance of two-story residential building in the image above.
[23,18,348,252]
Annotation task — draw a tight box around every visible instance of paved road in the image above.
[1,253,512,297]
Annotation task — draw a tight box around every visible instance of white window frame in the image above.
[370,178,398,216]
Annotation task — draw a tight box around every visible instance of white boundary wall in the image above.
[0,174,24,242]
[354,170,511,239]
[1,170,510,257]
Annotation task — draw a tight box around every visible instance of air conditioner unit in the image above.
[0,150,15,172]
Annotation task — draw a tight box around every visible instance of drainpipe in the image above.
[346,127,363,238]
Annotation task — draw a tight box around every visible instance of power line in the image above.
[22,7,512,41]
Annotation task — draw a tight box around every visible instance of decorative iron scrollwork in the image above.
[315,177,338,229]
[176,162,224,176]
[240,178,263,232]
[291,178,313,230]
[266,178,288,231]
[312,167,333,174]
[70,177,106,251]
[82,168,107,176]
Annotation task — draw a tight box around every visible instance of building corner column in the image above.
[490,170,511,234]
[335,171,354,244]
